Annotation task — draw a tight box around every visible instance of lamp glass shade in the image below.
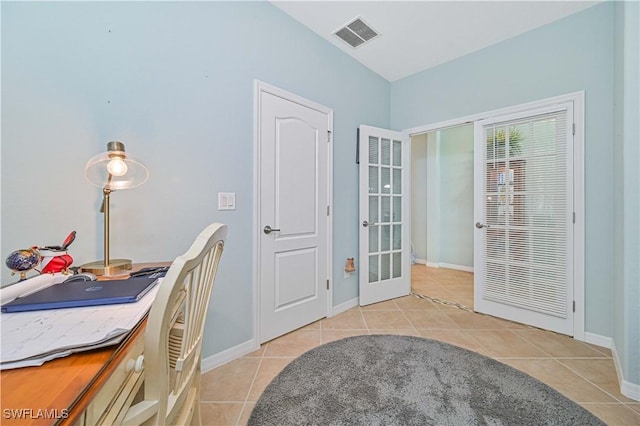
[84,144,149,190]
[80,141,149,276]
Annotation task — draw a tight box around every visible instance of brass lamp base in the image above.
[80,259,133,276]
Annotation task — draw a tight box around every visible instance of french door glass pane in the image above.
[369,255,379,283]
[381,253,391,280]
[381,225,391,251]
[369,196,379,223]
[381,167,390,194]
[369,226,378,253]
[393,225,401,250]
[393,168,401,194]
[393,140,402,166]
[486,228,505,260]
[393,197,401,222]
[369,166,378,194]
[486,126,508,161]
[393,252,401,278]
[369,137,379,164]
[381,197,391,223]
[381,138,391,165]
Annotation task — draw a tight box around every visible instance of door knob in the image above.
[264,225,281,234]
[362,221,378,227]
[475,222,489,229]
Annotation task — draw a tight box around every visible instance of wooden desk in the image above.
[0,263,169,426]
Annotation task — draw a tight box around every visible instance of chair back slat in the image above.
[125,223,226,426]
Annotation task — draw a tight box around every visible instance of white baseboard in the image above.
[620,378,640,402]
[414,258,427,265]
[439,263,474,273]
[201,296,360,372]
[428,262,474,273]
[584,332,613,349]
[585,332,639,402]
[201,297,361,373]
[611,342,640,402]
[201,338,259,374]
[331,297,359,316]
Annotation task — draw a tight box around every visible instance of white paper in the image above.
[0,333,126,369]
[0,279,161,370]
[1,273,69,305]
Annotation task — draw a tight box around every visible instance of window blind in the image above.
[482,110,569,318]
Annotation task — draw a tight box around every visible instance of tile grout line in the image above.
[235,350,266,425]
[357,305,370,334]
[395,300,420,335]
[508,331,557,359]
[557,359,633,405]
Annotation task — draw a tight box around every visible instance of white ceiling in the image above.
[271,1,601,82]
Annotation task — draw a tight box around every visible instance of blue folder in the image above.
[1,277,159,313]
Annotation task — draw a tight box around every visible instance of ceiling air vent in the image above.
[333,17,379,48]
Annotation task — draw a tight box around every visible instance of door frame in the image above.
[252,80,334,344]
[404,91,585,341]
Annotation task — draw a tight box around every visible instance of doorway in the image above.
[410,124,475,309]
[405,92,584,339]
[411,125,474,272]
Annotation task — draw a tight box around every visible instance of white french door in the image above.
[474,103,575,336]
[359,125,411,306]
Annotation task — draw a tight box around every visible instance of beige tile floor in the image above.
[200,265,640,425]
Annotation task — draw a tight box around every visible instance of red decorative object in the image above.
[37,231,77,274]
[39,250,74,274]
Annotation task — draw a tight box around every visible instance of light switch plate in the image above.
[218,192,236,210]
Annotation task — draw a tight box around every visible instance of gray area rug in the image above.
[249,335,604,425]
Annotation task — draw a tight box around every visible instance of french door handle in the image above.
[263,225,281,235]
[475,222,490,229]
[362,221,378,227]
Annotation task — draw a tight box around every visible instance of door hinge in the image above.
[327,130,332,143]
[572,301,576,313]
[326,279,330,290]
[573,212,576,224]
[572,123,576,136]
[327,205,330,216]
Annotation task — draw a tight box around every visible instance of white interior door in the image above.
[474,103,574,336]
[257,84,331,343]
[359,125,411,306]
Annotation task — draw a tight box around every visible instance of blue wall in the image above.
[1,1,390,357]
[438,125,474,268]
[410,133,428,261]
[391,2,615,338]
[613,1,640,389]
[412,126,474,268]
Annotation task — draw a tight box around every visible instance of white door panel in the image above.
[258,87,331,343]
[275,118,318,236]
[359,125,411,306]
[274,248,318,310]
[474,103,574,336]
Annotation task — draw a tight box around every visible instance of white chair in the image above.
[123,223,227,426]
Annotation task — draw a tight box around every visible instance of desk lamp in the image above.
[80,141,149,276]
